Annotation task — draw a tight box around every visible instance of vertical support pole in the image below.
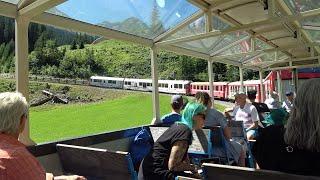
[267,0,276,17]
[294,68,298,92]
[239,66,244,92]
[15,16,34,145]
[205,10,212,33]
[250,36,255,52]
[259,70,265,102]
[277,70,283,102]
[150,46,160,125]
[208,60,214,97]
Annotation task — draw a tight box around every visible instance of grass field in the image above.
[30,93,226,143]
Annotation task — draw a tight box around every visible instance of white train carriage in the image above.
[123,78,153,91]
[90,76,124,89]
[158,80,191,95]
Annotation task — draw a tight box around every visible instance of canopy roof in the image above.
[1,0,320,71]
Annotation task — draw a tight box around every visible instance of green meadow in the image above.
[30,93,226,143]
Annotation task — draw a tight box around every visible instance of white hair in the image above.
[284,79,320,152]
[0,92,28,134]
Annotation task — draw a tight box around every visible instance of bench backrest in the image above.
[202,163,320,180]
[209,126,230,161]
[228,120,246,139]
[149,126,211,154]
[56,144,137,180]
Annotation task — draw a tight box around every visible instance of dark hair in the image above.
[247,90,257,100]
[171,100,183,110]
[195,92,210,106]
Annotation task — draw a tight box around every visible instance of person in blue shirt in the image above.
[159,95,184,126]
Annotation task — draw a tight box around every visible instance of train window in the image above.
[184,84,188,89]
[108,80,112,83]
[128,82,131,85]
[139,82,142,86]
[179,84,182,89]
[200,86,203,90]
[165,84,168,88]
[174,84,178,88]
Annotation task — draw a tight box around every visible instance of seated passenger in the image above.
[158,95,183,126]
[282,91,294,113]
[0,92,85,180]
[252,79,320,176]
[139,102,206,180]
[195,92,245,166]
[247,90,270,123]
[263,92,288,127]
[226,92,260,140]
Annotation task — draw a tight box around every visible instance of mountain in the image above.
[98,17,151,38]
[47,7,69,18]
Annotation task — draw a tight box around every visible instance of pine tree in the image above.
[70,39,77,50]
[150,1,165,35]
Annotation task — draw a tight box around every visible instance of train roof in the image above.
[228,80,261,85]
[90,76,125,81]
[158,80,191,84]
[191,82,229,85]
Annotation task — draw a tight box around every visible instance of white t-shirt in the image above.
[233,103,259,129]
[282,100,293,113]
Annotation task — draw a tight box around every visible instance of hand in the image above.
[53,175,86,180]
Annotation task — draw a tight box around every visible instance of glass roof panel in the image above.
[174,41,209,54]
[300,17,320,41]
[166,16,205,40]
[284,0,320,14]
[212,16,230,30]
[210,32,249,55]
[47,0,199,39]
[1,0,19,4]
[254,38,273,50]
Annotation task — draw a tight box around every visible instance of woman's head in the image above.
[284,79,320,152]
[179,102,206,130]
[195,92,212,108]
[0,92,28,135]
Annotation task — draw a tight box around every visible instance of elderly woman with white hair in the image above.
[0,92,85,180]
[252,79,320,176]
[262,91,288,127]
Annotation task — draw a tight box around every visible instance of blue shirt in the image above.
[160,112,181,126]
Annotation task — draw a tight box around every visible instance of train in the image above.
[89,68,320,103]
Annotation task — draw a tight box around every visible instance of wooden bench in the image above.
[56,144,137,180]
[202,163,320,180]
[28,126,149,175]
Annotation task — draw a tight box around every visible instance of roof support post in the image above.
[276,70,283,102]
[15,16,34,145]
[294,68,299,92]
[259,69,265,102]
[205,10,212,32]
[239,66,244,92]
[150,46,160,125]
[251,36,255,52]
[208,59,214,99]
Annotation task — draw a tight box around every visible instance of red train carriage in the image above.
[228,80,263,102]
[190,82,229,99]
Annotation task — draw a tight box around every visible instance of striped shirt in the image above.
[0,134,46,180]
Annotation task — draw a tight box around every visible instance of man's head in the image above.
[235,92,247,106]
[247,90,257,102]
[285,91,294,102]
[0,92,28,136]
[171,95,183,111]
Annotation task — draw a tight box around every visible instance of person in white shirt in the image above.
[228,92,260,140]
[282,91,294,113]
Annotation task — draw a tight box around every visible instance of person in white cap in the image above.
[282,91,294,113]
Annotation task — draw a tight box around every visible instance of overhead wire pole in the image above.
[150,46,160,125]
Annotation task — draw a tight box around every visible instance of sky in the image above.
[53,0,199,28]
